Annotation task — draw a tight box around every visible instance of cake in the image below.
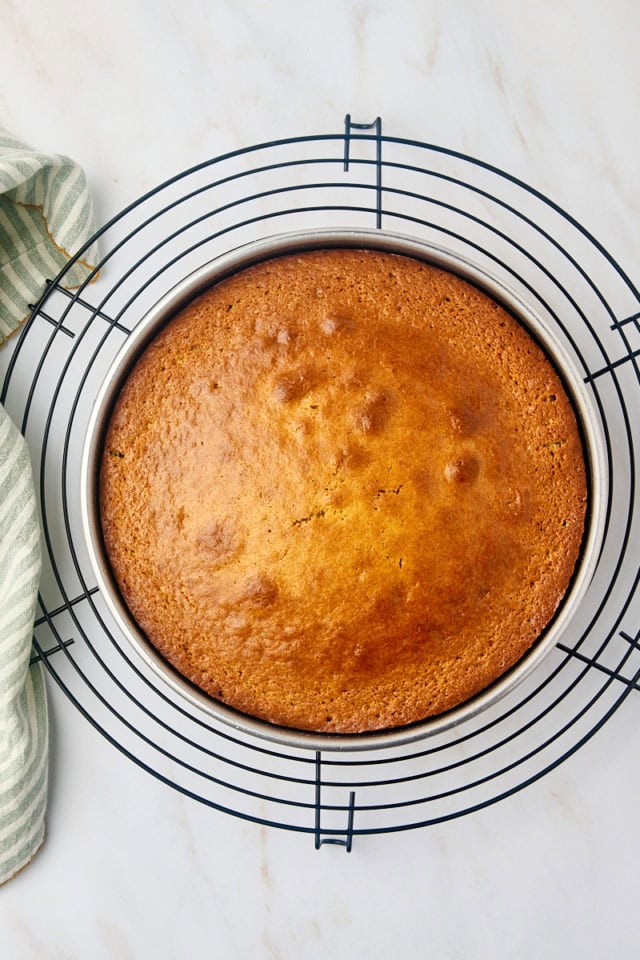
[99,247,587,733]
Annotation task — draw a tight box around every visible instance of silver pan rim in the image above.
[80,227,607,752]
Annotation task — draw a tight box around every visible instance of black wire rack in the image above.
[3,115,640,851]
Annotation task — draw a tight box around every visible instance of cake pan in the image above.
[80,228,607,752]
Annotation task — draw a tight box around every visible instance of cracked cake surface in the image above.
[99,248,587,733]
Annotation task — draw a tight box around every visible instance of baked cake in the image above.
[99,248,587,733]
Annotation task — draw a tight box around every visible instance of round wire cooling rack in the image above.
[3,114,640,850]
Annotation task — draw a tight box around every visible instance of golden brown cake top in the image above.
[100,248,587,733]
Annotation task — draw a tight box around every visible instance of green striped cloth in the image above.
[0,130,97,885]
[0,128,98,343]
[0,419,45,884]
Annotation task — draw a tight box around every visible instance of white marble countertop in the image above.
[1,2,639,957]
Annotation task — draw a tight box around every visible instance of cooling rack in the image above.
[3,115,639,851]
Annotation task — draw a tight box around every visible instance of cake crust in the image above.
[100,249,587,733]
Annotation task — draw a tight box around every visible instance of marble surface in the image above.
[1,1,639,956]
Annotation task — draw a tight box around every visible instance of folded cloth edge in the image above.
[0,414,46,886]
[0,127,99,345]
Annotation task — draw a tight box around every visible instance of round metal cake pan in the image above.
[80,228,607,752]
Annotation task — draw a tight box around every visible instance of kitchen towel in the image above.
[0,417,45,885]
[0,128,98,342]
[0,129,97,884]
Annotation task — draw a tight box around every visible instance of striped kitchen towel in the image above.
[0,130,97,884]
[0,128,99,343]
[0,417,45,885]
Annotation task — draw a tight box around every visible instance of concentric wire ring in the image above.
[3,117,639,849]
